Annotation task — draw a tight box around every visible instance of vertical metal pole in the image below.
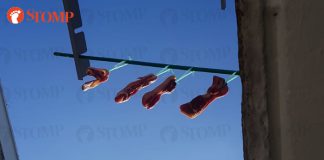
[221,0,226,10]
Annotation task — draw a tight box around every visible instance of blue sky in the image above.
[0,0,242,160]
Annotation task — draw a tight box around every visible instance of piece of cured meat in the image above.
[82,67,109,91]
[180,76,228,119]
[115,74,157,103]
[142,75,177,109]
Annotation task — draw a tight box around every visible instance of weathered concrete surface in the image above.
[236,0,324,160]
[236,0,271,160]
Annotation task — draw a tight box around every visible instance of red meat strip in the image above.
[180,76,228,119]
[115,74,157,103]
[142,75,177,109]
[82,67,109,91]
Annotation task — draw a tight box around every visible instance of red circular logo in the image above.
[7,7,24,24]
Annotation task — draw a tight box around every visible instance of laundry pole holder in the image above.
[55,0,239,80]
[54,52,240,76]
[62,0,90,80]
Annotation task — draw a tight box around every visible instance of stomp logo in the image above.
[7,7,74,24]
[7,7,24,24]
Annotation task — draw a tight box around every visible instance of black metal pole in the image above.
[54,52,240,76]
[221,0,226,10]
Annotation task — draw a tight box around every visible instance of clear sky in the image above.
[0,0,242,160]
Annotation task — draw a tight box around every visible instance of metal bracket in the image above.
[57,0,232,80]
[63,0,90,80]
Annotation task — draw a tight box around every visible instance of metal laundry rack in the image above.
[54,0,236,80]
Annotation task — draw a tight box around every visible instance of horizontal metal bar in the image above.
[54,52,240,75]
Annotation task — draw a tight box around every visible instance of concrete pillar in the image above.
[236,0,324,159]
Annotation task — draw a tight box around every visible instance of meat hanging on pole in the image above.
[180,76,228,119]
[142,75,177,109]
[82,67,109,91]
[115,74,157,103]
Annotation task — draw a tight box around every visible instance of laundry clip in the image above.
[109,57,132,72]
[176,68,195,83]
[155,65,172,77]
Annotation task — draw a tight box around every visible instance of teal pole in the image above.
[54,52,240,76]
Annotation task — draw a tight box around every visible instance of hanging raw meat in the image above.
[142,75,177,109]
[180,76,228,119]
[82,67,109,91]
[115,74,157,103]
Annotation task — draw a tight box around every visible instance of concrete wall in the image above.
[236,0,324,160]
